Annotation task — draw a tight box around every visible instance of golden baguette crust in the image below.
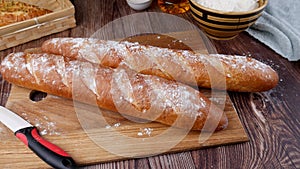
[41,38,279,92]
[0,1,52,27]
[0,52,228,131]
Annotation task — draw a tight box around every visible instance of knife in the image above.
[0,106,77,169]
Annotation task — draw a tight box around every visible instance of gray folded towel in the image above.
[246,0,300,61]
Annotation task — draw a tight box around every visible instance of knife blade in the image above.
[0,106,77,169]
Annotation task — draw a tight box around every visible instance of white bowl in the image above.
[127,0,153,11]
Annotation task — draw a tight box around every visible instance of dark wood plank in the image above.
[210,34,300,169]
[147,152,196,169]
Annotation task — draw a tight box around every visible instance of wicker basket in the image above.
[0,0,76,50]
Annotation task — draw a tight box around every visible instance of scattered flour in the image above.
[195,0,259,12]
[105,122,121,129]
[22,113,61,136]
[137,127,153,136]
[113,123,121,127]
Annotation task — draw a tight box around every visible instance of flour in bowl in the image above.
[195,0,259,12]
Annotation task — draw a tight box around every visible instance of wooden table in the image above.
[0,1,299,168]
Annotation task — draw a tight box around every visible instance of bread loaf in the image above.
[41,38,279,92]
[0,52,228,131]
[0,1,52,27]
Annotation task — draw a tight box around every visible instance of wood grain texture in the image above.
[211,34,300,169]
[0,0,299,169]
[0,84,247,169]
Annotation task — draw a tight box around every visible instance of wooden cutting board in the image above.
[0,32,249,169]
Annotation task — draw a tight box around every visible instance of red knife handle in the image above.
[15,126,77,169]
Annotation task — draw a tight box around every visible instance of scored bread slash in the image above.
[41,38,279,92]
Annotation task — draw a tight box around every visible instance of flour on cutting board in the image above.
[104,123,154,138]
[137,127,153,137]
[21,112,61,136]
[105,122,121,129]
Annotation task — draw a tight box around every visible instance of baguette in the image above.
[41,38,279,92]
[0,52,228,131]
